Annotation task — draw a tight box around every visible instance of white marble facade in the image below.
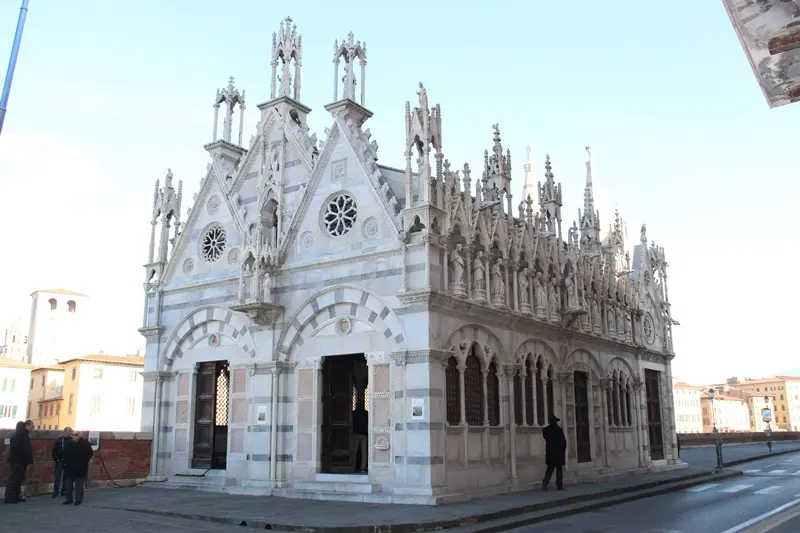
[138,17,681,504]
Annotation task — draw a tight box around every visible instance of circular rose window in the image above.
[201,224,227,263]
[323,193,357,237]
[642,313,655,345]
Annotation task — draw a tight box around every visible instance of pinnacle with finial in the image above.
[227,76,236,92]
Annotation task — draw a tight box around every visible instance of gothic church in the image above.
[139,16,681,504]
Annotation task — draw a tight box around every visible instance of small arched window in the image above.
[48,298,57,311]
[67,300,77,313]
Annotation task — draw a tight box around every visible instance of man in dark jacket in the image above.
[63,430,94,505]
[51,426,73,497]
[542,415,567,491]
[4,420,34,504]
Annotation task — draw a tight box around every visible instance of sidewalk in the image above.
[25,442,799,533]
[77,467,735,532]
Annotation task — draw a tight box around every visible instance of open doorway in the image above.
[192,361,230,470]
[321,353,368,474]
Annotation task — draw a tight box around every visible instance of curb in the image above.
[723,446,800,467]
[87,469,740,533]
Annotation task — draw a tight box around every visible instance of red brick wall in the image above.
[679,431,800,447]
[1,429,151,495]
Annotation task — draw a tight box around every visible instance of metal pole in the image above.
[0,0,30,136]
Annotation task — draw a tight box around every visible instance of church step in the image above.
[167,475,236,487]
[293,480,382,493]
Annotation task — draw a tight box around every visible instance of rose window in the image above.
[323,193,358,237]
[643,313,655,345]
[201,224,227,263]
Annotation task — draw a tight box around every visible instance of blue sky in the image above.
[0,1,797,383]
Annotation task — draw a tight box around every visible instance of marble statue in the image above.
[565,271,577,310]
[491,259,505,306]
[518,268,532,314]
[548,277,559,319]
[450,244,465,285]
[473,251,486,292]
[534,271,547,317]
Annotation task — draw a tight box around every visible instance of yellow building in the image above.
[727,377,800,431]
[28,365,66,430]
[0,357,34,430]
[26,354,145,432]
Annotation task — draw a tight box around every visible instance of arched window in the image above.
[536,359,546,425]
[513,367,524,426]
[625,382,633,426]
[524,358,535,426]
[445,357,461,425]
[612,376,621,426]
[48,298,57,311]
[67,300,76,313]
[487,360,500,427]
[464,348,484,426]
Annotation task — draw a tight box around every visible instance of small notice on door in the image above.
[411,398,424,420]
[256,404,268,425]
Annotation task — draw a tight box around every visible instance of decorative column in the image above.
[634,379,648,467]
[360,58,367,107]
[269,364,282,484]
[600,377,612,468]
[614,379,622,426]
[557,372,572,468]
[505,365,518,485]
[458,361,468,467]
[511,265,519,311]
[464,247,473,299]
[212,103,220,141]
[238,101,246,147]
[442,238,449,292]
[147,372,166,481]
[662,359,679,463]
[482,365,490,466]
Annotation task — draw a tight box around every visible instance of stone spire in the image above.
[483,124,511,195]
[332,31,367,107]
[578,145,601,251]
[538,155,562,237]
[270,16,303,101]
[403,82,442,206]
[212,76,246,146]
[521,143,539,217]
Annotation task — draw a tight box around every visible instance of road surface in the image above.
[505,451,800,533]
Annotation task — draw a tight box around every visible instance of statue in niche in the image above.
[518,268,532,313]
[491,259,505,306]
[449,244,466,296]
[615,306,624,337]
[591,297,601,330]
[534,271,547,316]
[564,271,577,310]
[450,244,465,284]
[548,277,560,318]
[624,311,632,341]
[472,251,486,292]
[238,260,249,302]
[342,67,357,100]
[606,303,617,336]
[280,60,292,96]
[262,270,274,303]
[580,290,591,329]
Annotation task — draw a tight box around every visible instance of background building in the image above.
[0,315,28,361]
[28,365,65,430]
[701,391,750,432]
[672,378,703,433]
[25,288,93,367]
[726,376,800,431]
[0,357,34,429]
[721,0,800,108]
[58,354,144,432]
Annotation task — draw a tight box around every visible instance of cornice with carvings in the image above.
[397,289,673,359]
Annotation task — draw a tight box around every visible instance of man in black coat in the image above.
[4,420,34,504]
[51,426,73,497]
[542,415,567,491]
[62,431,94,505]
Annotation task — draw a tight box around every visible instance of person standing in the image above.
[542,415,567,491]
[62,431,93,506]
[766,424,773,452]
[4,420,33,504]
[51,427,73,498]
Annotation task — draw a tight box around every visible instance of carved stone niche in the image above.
[230,300,283,327]
[560,308,587,329]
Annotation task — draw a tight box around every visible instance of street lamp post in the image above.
[709,388,723,470]
[762,396,773,452]
[0,0,31,136]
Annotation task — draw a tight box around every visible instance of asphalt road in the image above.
[506,451,800,533]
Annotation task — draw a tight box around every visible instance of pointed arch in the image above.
[274,284,405,361]
[513,338,561,372]
[563,348,603,377]
[160,304,257,371]
[605,356,637,379]
[444,323,508,366]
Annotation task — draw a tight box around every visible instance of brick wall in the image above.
[679,431,800,448]
[0,429,152,496]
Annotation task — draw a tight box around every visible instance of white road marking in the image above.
[719,484,754,493]
[754,485,783,495]
[743,469,761,474]
[768,469,787,474]
[683,483,720,492]
[716,498,800,533]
